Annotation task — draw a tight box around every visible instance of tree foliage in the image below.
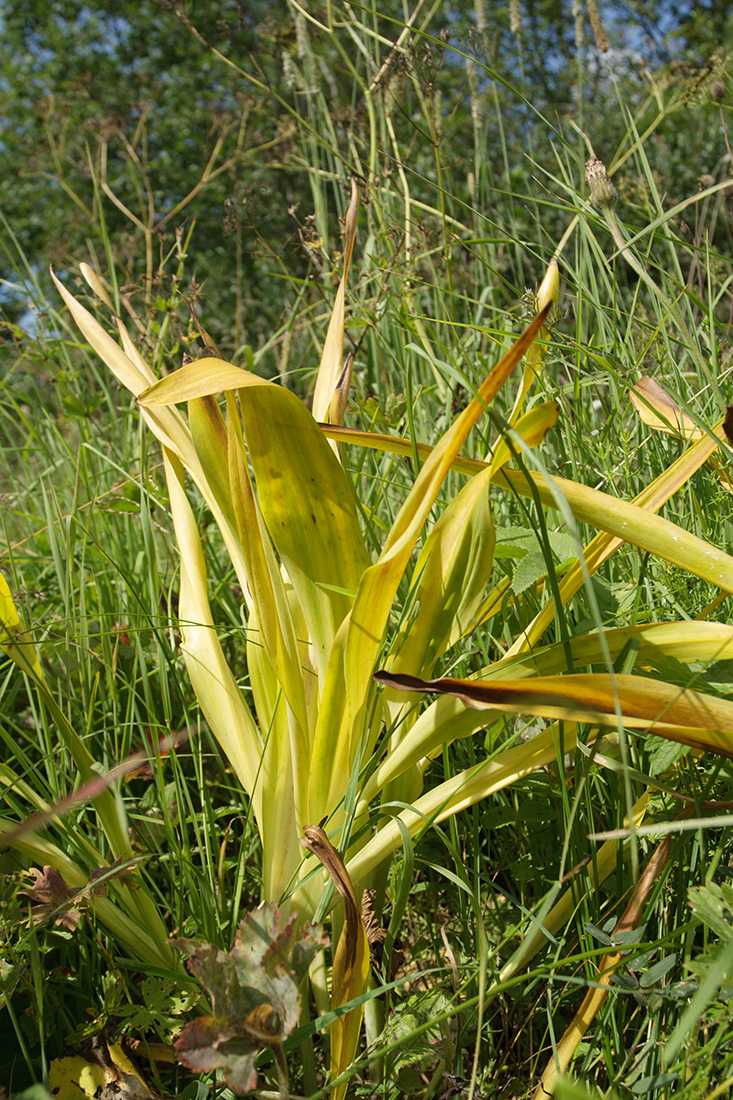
[1,1,728,356]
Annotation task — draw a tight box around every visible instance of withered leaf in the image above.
[19,866,80,930]
[174,901,327,1094]
[85,857,137,898]
[361,889,387,954]
[47,1039,154,1099]
[299,824,371,1100]
[300,825,360,959]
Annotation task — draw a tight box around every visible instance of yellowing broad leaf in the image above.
[48,1042,153,1100]
[330,306,552,802]
[374,669,733,754]
[312,179,360,429]
[629,375,703,441]
[142,359,371,681]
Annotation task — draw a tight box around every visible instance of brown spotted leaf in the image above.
[174,902,327,1094]
[19,866,80,930]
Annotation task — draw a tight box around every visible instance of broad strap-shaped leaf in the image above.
[383,402,560,684]
[629,375,702,440]
[52,271,252,597]
[53,267,157,395]
[346,721,581,891]
[375,401,561,824]
[374,669,733,751]
[336,307,551,776]
[321,422,733,595]
[336,660,733,891]
[139,358,259,403]
[1,572,43,680]
[306,618,353,824]
[385,466,496,680]
[312,179,360,428]
[629,377,733,495]
[300,825,370,1100]
[494,464,733,592]
[245,631,305,904]
[164,451,264,804]
[189,394,238,535]
[141,361,370,682]
[321,407,731,649]
[319,425,731,610]
[502,413,729,655]
[375,459,497,833]
[0,821,176,970]
[236,379,370,681]
[495,619,733,678]
[488,401,559,477]
[358,620,733,805]
[55,271,312,898]
[227,393,310,749]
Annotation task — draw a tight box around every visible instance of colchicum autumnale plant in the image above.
[5,176,733,1094]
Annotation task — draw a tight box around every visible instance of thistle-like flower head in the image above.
[585,156,618,210]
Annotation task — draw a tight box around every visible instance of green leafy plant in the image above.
[3,7,733,1093]
[33,177,733,1093]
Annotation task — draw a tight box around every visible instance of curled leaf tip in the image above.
[300,824,361,968]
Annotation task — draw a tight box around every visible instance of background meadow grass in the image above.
[3,2,733,1097]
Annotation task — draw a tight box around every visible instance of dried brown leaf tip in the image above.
[300,825,354,906]
[361,889,387,965]
[300,824,361,968]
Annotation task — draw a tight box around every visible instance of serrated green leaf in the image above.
[688,883,733,940]
[490,525,537,559]
[548,531,580,563]
[512,550,548,595]
[647,737,688,776]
